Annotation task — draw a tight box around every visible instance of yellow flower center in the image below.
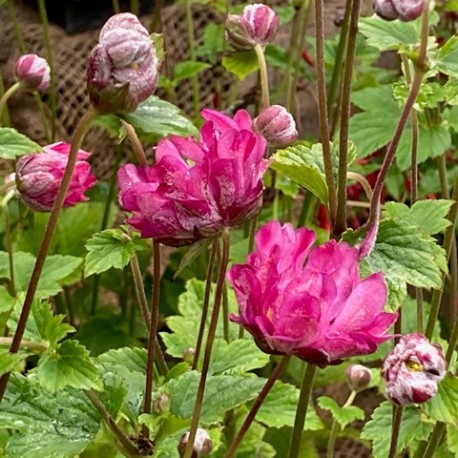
[405,359,424,372]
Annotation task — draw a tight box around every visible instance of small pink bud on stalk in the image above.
[87,13,158,113]
[254,105,298,147]
[14,54,50,92]
[373,0,423,21]
[178,428,213,458]
[382,333,447,405]
[225,4,279,50]
[15,142,96,212]
[346,364,372,392]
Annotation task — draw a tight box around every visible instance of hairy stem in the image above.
[254,44,270,109]
[0,82,21,124]
[121,120,148,166]
[388,405,403,458]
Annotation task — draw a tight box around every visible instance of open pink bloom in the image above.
[118,109,269,246]
[16,142,96,212]
[382,334,446,405]
[228,221,397,367]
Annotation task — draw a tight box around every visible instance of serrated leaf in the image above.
[446,424,458,456]
[85,229,147,277]
[98,372,128,419]
[168,371,265,423]
[435,35,458,77]
[173,61,211,82]
[0,252,83,297]
[0,373,100,458]
[255,381,323,430]
[0,128,41,159]
[195,23,225,63]
[36,340,103,392]
[362,218,447,290]
[361,401,433,458]
[0,353,26,376]
[423,375,458,424]
[383,200,454,235]
[122,96,199,138]
[222,50,259,80]
[317,396,364,429]
[0,285,16,313]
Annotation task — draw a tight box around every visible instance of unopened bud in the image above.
[15,54,50,92]
[346,364,372,392]
[183,347,196,364]
[254,105,298,147]
[178,428,213,458]
[333,6,346,27]
[152,393,169,415]
[382,333,447,405]
[373,0,423,21]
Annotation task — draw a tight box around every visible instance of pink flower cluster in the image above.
[228,221,397,366]
[118,109,269,246]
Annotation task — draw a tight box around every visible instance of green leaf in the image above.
[362,218,447,291]
[0,285,16,314]
[358,17,419,51]
[446,424,458,456]
[255,381,323,430]
[36,340,103,392]
[168,371,265,423]
[121,96,199,138]
[423,375,458,424]
[0,252,83,297]
[173,60,211,82]
[85,229,147,277]
[0,353,26,377]
[361,401,433,458]
[173,239,212,280]
[0,373,100,458]
[317,396,364,429]
[209,338,270,375]
[222,50,259,80]
[0,128,41,160]
[383,200,454,235]
[195,23,225,63]
[435,35,458,77]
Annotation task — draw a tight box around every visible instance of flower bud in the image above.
[15,54,50,92]
[225,4,278,50]
[178,428,213,458]
[382,333,447,405]
[346,364,372,392]
[333,6,346,27]
[152,393,169,415]
[254,105,298,147]
[16,142,96,212]
[87,13,158,113]
[183,347,196,364]
[373,0,423,21]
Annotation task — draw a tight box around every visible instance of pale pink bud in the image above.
[178,428,213,458]
[392,0,423,21]
[372,0,400,20]
[254,105,298,147]
[15,54,50,92]
[334,6,346,27]
[382,334,447,405]
[15,142,96,212]
[87,13,158,113]
[346,364,372,392]
[225,3,278,50]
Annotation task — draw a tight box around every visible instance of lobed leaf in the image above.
[0,128,41,160]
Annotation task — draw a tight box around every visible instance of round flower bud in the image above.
[15,142,96,212]
[392,0,423,21]
[178,428,213,458]
[152,393,169,415]
[346,364,372,392]
[183,347,196,364]
[87,13,158,113]
[372,0,399,20]
[15,54,50,92]
[334,6,346,27]
[382,333,447,405]
[225,3,279,50]
[254,105,298,147]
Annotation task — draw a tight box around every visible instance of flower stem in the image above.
[288,363,317,458]
[183,229,231,458]
[334,0,361,237]
[326,390,357,458]
[313,0,337,228]
[224,355,291,458]
[421,422,446,458]
[0,337,48,353]
[388,405,403,458]
[0,82,21,124]
[254,44,270,109]
[0,107,97,403]
[346,172,373,200]
[192,238,218,370]
[143,240,161,433]
[1,191,16,296]
[121,120,148,166]
[112,0,120,13]
[185,0,200,121]
[84,389,142,457]
[150,0,165,32]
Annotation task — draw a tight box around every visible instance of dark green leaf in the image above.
[0,128,41,160]
[222,50,259,80]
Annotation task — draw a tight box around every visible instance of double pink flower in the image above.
[228,221,397,366]
[118,109,269,246]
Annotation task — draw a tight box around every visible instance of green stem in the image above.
[130,0,140,15]
[192,238,218,370]
[436,154,449,199]
[0,337,48,353]
[222,282,230,342]
[63,287,74,327]
[37,0,56,141]
[224,355,291,458]
[334,0,361,237]
[327,390,357,458]
[448,240,457,331]
[150,0,165,32]
[6,0,26,53]
[0,107,97,403]
[421,422,446,458]
[388,405,403,458]
[297,192,316,228]
[183,229,231,458]
[84,389,142,457]
[254,44,270,109]
[121,120,148,166]
[314,0,337,228]
[0,72,11,126]
[112,0,120,13]
[185,0,200,121]
[0,82,21,124]
[288,363,317,458]
[1,192,16,296]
